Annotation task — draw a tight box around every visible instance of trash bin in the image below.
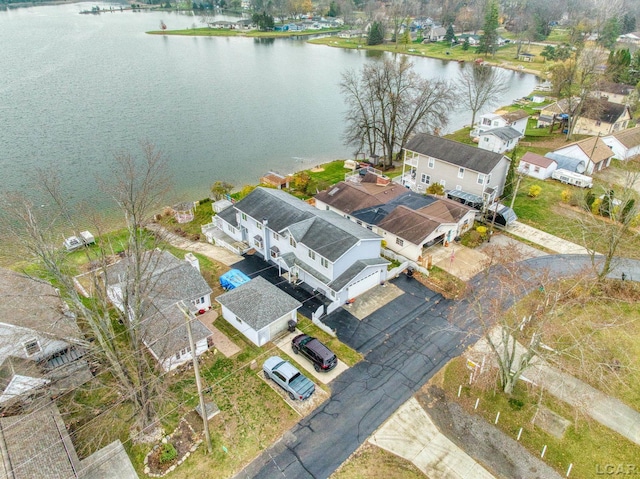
[287,320,297,333]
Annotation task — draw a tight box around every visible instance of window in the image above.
[290,236,297,248]
[482,118,491,126]
[256,222,262,230]
[523,163,530,169]
[484,137,489,142]
[175,351,181,360]
[308,250,316,260]
[477,174,485,185]
[396,238,404,246]
[325,205,330,210]
[487,174,492,184]
[421,174,430,184]
[273,232,279,241]
[458,167,464,179]
[321,257,328,268]
[428,158,435,168]
[227,225,237,234]
[241,213,247,221]
[356,220,362,226]
[23,339,41,356]
[534,166,540,173]
[439,179,446,188]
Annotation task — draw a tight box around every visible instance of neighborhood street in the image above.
[234,255,640,479]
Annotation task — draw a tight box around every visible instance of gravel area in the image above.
[415,385,562,479]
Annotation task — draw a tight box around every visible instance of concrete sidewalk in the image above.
[370,398,495,479]
[472,329,640,447]
[506,221,595,255]
[146,223,242,266]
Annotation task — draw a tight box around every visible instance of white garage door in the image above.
[347,270,380,299]
[268,316,289,339]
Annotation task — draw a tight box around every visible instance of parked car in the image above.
[263,356,315,401]
[291,334,338,372]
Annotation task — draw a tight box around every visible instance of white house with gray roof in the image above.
[214,188,388,312]
[104,250,213,371]
[401,134,511,209]
[478,126,523,154]
[216,276,301,346]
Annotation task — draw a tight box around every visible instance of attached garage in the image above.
[347,269,381,299]
[216,276,301,347]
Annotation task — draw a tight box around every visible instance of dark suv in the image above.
[291,334,338,372]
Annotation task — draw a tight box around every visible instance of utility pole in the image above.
[180,302,212,454]
[510,174,523,210]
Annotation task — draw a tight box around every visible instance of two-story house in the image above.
[593,81,635,105]
[472,110,529,137]
[315,176,476,263]
[572,98,631,136]
[401,133,511,209]
[214,187,388,311]
[104,250,213,372]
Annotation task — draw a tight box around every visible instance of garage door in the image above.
[268,316,289,339]
[347,270,380,299]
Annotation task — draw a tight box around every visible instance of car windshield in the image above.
[290,372,300,382]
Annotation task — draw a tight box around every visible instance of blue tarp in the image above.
[220,269,251,290]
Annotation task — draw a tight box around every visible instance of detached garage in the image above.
[216,276,302,347]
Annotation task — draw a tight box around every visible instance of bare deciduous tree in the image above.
[455,64,510,130]
[340,56,453,167]
[1,142,173,433]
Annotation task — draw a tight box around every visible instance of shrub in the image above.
[293,171,310,192]
[426,183,445,195]
[561,189,571,203]
[159,443,177,464]
[528,184,542,198]
[591,197,602,215]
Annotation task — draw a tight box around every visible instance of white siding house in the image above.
[214,188,388,311]
[217,277,301,346]
[517,152,557,179]
[104,250,213,371]
[602,126,640,161]
[552,137,615,175]
[315,177,476,263]
[478,126,522,154]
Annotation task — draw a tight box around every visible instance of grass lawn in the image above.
[440,356,640,479]
[156,199,214,238]
[331,442,427,479]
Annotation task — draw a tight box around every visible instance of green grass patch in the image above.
[444,127,475,144]
[442,356,640,479]
[296,317,363,367]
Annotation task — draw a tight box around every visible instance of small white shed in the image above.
[517,151,557,180]
[216,276,302,347]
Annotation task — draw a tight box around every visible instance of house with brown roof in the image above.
[517,152,557,179]
[593,81,635,105]
[0,402,138,479]
[552,136,615,174]
[315,179,476,263]
[572,99,631,136]
[260,171,291,189]
[0,269,91,406]
[603,126,640,161]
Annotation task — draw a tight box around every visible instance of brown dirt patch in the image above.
[146,419,200,476]
[310,167,325,172]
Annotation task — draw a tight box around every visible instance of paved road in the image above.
[235,275,471,479]
[235,255,640,479]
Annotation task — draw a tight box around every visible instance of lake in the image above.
[0,3,539,224]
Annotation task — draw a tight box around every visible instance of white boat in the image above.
[63,231,95,251]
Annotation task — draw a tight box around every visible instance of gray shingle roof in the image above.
[106,250,212,310]
[216,276,301,330]
[404,134,508,174]
[233,188,380,262]
[480,126,522,141]
[141,302,211,362]
[0,268,82,341]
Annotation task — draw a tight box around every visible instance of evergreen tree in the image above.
[584,191,595,210]
[621,198,636,223]
[622,13,636,34]
[502,148,518,199]
[462,37,470,51]
[367,21,385,46]
[607,49,631,83]
[599,17,621,50]
[444,24,456,43]
[327,1,339,17]
[477,0,499,56]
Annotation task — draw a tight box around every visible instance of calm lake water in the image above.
[0,3,538,224]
